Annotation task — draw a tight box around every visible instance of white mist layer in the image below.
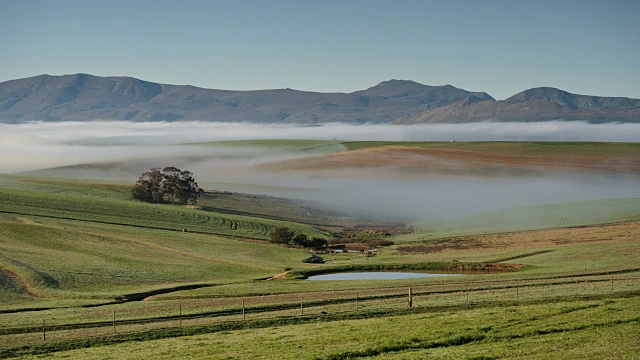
[2,120,640,173]
[1,121,639,222]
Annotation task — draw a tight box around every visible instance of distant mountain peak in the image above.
[0,73,637,124]
[375,79,426,86]
[506,87,639,110]
[354,79,494,105]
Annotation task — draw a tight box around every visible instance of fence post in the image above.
[242,300,246,320]
[516,283,519,301]
[611,276,614,292]
[179,303,182,328]
[300,296,304,316]
[42,319,46,341]
[356,291,359,311]
[408,287,413,308]
[113,311,116,334]
[466,287,469,304]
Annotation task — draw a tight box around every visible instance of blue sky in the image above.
[1,0,638,99]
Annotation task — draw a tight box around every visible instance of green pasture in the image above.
[187,139,347,154]
[187,139,640,158]
[0,175,329,305]
[0,175,131,200]
[0,177,327,240]
[6,294,638,359]
[340,140,640,156]
[397,197,640,243]
[0,214,322,302]
[0,138,639,359]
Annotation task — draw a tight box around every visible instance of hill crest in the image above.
[0,74,637,123]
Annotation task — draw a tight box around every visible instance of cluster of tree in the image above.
[131,167,203,205]
[269,227,328,250]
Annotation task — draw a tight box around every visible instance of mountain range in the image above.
[0,73,638,124]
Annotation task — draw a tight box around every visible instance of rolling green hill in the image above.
[0,176,333,305]
[0,176,327,240]
[395,197,640,243]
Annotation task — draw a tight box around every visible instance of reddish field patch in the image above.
[256,145,640,176]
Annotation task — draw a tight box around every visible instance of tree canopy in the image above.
[132,167,203,205]
[269,226,327,250]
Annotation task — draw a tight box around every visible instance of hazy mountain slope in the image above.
[0,74,486,123]
[395,87,640,124]
[0,74,638,123]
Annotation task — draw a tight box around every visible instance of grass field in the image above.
[188,139,347,154]
[1,141,639,359]
[0,176,328,240]
[21,296,638,360]
[398,197,640,243]
[191,139,640,157]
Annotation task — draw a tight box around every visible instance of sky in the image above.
[1,0,638,100]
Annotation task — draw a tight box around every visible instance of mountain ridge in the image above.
[0,74,637,123]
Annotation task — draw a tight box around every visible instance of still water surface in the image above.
[307,272,463,281]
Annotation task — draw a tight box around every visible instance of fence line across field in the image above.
[2,275,637,348]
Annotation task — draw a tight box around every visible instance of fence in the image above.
[1,273,638,352]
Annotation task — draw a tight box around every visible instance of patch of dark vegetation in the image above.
[131,167,203,205]
[396,237,488,253]
[303,254,325,264]
[328,224,411,249]
[269,226,328,251]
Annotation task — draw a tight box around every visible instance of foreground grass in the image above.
[0,212,322,303]
[10,295,638,359]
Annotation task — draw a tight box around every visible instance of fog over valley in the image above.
[2,121,639,221]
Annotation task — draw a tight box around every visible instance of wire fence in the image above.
[1,274,638,351]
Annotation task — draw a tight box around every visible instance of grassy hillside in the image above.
[395,198,640,243]
[1,141,639,358]
[0,214,319,302]
[341,140,640,156]
[187,139,347,154]
[189,139,640,157]
[0,175,330,303]
[0,176,327,240]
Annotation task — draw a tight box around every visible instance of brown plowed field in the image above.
[257,145,640,176]
[397,221,640,254]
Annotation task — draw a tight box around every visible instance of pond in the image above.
[306,272,463,281]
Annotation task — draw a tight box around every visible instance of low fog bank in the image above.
[2,120,639,223]
[198,169,640,221]
[2,120,640,173]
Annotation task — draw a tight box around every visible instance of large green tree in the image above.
[132,167,203,205]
